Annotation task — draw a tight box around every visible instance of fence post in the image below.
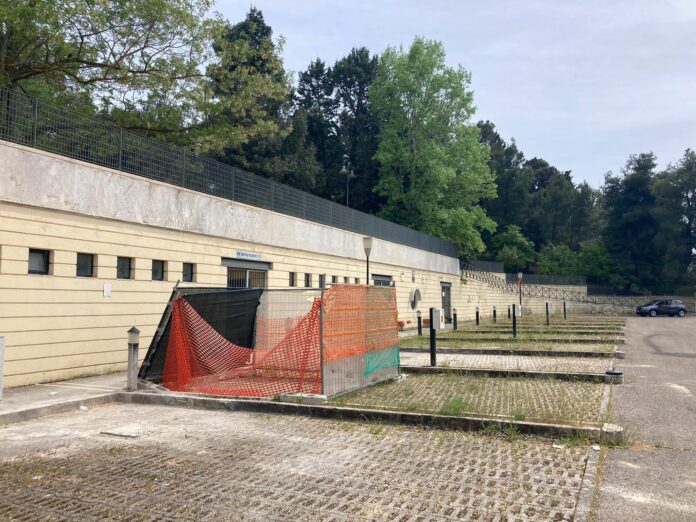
[319,289,325,395]
[546,302,550,326]
[493,306,497,323]
[417,310,422,336]
[0,336,4,401]
[31,98,38,146]
[563,301,567,320]
[127,327,140,392]
[475,306,479,326]
[117,128,123,171]
[512,304,517,339]
[429,307,436,367]
[453,308,458,330]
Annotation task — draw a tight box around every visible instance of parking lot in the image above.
[0,403,592,521]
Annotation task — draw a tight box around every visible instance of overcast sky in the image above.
[214,1,696,187]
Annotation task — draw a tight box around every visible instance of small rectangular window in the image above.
[117,257,132,279]
[289,272,296,287]
[76,253,94,277]
[304,273,312,288]
[182,262,194,283]
[355,278,360,285]
[152,260,165,281]
[28,249,50,275]
[319,274,325,288]
[372,274,393,287]
[344,277,349,284]
[331,275,338,284]
[412,270,416,283]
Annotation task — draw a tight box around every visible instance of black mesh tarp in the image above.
[139,287,263,383]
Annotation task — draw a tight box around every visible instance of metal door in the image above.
[441,283,452,322]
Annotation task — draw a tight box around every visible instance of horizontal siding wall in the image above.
[0,201,462,387]
[0,200,588,388]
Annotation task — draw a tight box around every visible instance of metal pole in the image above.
[366,255,369,285]
[563,301,567,320]
[546,303,550,326]
[429,307,436,366]
[127,327,140,392]
[0,336,4,401]
[519,283,522,306]
[453,308,458,330]
[508,305,511,320]
[417,310,422,336]
[31,98,38,146]
[512,304,517,339]
[493,306,497,323]
[475,307,479,326]
[117,128,123,171]
[319,289,325,395]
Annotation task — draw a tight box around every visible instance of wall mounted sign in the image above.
[235,250,262,261]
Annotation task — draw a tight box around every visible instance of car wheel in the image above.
[679,310,686,317]
[650,310,657,317]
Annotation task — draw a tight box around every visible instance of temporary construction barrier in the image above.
[139,285,400,398]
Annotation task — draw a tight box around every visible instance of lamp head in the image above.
[362,236,373,257]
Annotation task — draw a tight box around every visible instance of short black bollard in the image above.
[507,305,511,319]
[417,310,423,336]
[475,306,480,326]
[545,302,550,326]
[453,308,458,331]
[563,301,567,320]
[512,304,517,339]
[493,306,497,323]
[429,307,437,366]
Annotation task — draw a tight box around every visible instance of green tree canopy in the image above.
[370,37,496,258]
[490,225,536,273]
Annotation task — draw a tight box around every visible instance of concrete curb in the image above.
[116,391,610,441]
[574,446,601,522]
[0,389,625,443]
[400,347,624,359]
[401,365,613,383]
[438,336,625,345]
[0,393,118,426]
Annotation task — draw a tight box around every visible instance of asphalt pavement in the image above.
[596,315,696,521]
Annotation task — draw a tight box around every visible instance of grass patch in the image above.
[330,373,605,426]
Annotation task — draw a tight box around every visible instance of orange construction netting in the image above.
[161,285,399,398]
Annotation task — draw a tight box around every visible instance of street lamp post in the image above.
[363,236,373,285]
[340,163,357,208]
[517,271,523,306]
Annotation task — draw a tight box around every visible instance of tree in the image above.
[652,149,696,293]
[490,225,536,272]
[1,0,213,124]
[577,240,615,283]
[331,48,381,213]
[602,153,660,293]
[537,244,579,275]
[203,8,289,166]
[477,121,532,233]
[370,37,496,258]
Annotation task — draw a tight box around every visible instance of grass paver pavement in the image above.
[331,373,606,426]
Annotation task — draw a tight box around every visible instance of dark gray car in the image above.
[636,299,687,317]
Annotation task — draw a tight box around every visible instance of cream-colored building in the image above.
[0,138,579,389]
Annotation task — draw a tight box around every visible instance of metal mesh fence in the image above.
[0,86,456,258]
